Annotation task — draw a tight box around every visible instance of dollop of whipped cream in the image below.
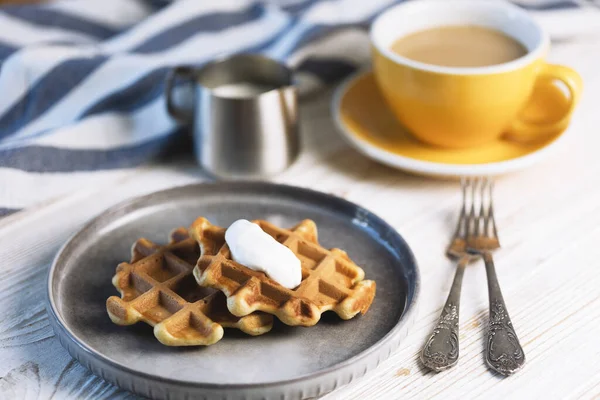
[225,219,302,289]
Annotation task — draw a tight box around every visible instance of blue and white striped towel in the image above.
[0,0,598,218]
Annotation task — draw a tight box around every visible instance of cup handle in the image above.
[505,63,583,142]
[165,66,196,124]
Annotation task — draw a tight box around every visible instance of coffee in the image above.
[390,25,527,67]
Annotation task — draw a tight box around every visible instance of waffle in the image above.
[190,218,376,327]
[106,228,273,346]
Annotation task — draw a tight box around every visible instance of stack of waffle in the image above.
[106,218,376,346]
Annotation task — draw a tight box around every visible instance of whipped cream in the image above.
[225,219,302,289]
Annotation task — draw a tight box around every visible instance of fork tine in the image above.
[488,179,500,242]
[458,177,468,238]
[468,177,478,238]
[481,178,489,237]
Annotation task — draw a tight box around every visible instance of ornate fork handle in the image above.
[421,256,469,372]
[483,252,525,376]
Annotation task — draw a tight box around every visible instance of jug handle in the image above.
[165,66,195,124]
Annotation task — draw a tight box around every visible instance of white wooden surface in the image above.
[2,36,600,400]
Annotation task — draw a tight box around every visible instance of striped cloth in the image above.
[0,0,598,218]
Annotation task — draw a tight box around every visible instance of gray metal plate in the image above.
[47,183,419,400]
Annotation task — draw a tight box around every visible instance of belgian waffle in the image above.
[190,218,376,327]
[106,228,273,346]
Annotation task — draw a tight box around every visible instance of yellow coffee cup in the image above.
[370,0,582,149]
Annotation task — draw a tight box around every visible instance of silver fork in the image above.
[420,179,473,372]
[421,177,525,375]
[466,178,525,376]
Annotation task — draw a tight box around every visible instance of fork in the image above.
[465,177,525,376]
[420,179,473,372]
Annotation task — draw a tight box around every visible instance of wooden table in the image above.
[1,28,600,400]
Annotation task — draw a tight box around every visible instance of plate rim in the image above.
[332,70,569,177]
[46,181,420,393]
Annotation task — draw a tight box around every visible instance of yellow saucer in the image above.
[332,71,571,177]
